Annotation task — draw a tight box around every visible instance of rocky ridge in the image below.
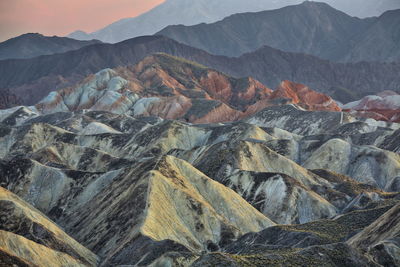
[30,54,343,124]
[0,187,98,266]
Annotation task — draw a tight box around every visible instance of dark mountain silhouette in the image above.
[0,33,101,60]
[343,9,400,62]
[157,1,400,63]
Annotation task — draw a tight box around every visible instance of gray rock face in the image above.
[221,171,337,224]
[244,106,400,191]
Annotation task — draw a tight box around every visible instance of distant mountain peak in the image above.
[67,30,92,40]
[300,1,330,6]
[7,32,44,41]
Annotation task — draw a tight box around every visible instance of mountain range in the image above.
[1,35,399,109]
[158,1,400,62]
[69,0,292,43]
[5,52,397,125]
[69,0,400,43]
[0,33,101,60]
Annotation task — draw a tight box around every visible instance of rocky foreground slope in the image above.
[0,90,399,265]
[0,187,98,266]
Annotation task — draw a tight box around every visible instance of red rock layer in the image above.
[269,81,341,112]
[342,91,400,123]
[131,54,273,109]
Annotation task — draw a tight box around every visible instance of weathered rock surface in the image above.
[348,203,400,266]
[162,200,399,267]
[191,243,380,267]
[270,80,341,112]
[0,96,399,265]
[0,155,274,266]
[303,138,400,190]
[0,187,98,266]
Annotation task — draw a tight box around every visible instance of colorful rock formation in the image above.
[343,91,400,123]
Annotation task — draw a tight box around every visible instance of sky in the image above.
[0,0,164,41]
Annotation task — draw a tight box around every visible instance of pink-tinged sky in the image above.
[0,0,164,41]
